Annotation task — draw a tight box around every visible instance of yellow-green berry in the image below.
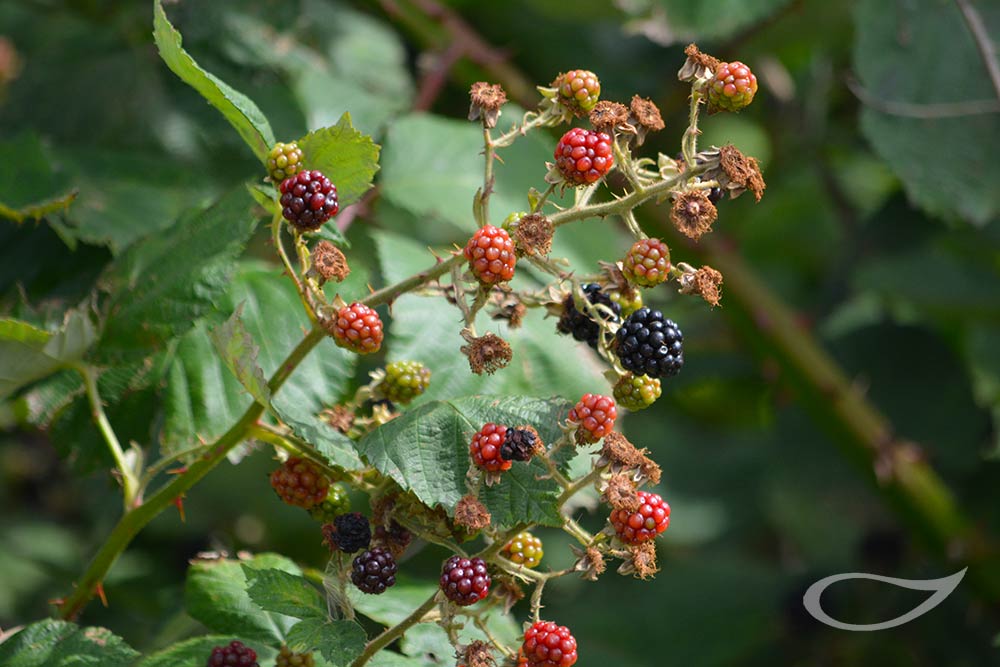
[267,141,304,182]
[706,61,758,113]
[610,289,643,317]
[502,531,544,568]
[308,483,351,522]
[276,645,315,667]
[379,361,431,405]
[554,69,601,114]
[613,372,662,411]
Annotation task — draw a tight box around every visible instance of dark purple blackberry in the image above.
[614,307,683,378]
[440,555,491,606]
[500,426,538,462]
[556,283,620,350]
[279,170,339,231]
[708,186,723,203]
[351,547,398,595]
[322,512,371,554]
[207,640,259,667]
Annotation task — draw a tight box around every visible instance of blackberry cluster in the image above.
[440,555,491,606]
[269,457,329,509]
[501,426,538,462]
[351,547,398,595]
[470,423,512,473]
[322,512,371,553]
[266,141,303,182]
[568,394,617,444]
[612,372,661,412]
[378,360,431,405]
[554,128,613,185]
[521,621,578,667]
[556,283,620,350]
[207,641,259,667]
[610,490,670,544]
[279,170,339,231]
[502,531,544,568]
[614,308,683,378]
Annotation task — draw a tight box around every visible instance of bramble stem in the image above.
[350,591,439,667]
[480,124,495,226]
[76,364,139,510]
[557,467,603,508]
[681,85,704,167]
[272,213,316,322]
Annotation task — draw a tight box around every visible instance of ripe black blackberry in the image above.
[207,640,259,667]
[351,547,398,594]
[501,426,538,462]
[440,555,491,606]
[322,512,371,554]
[615,307,683,378]
[556,283,620,350]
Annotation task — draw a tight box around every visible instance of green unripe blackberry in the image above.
[378,361,431,405]
[308,483,351,522]
[276,645,315,667]
[610,289,643,317]
[267,141,304,182]
[502,531,544,568]
[554,69,601,114]
[612,372,661,411]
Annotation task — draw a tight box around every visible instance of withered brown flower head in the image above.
[599,432,661,485]
[492,300,526,329]
[690,265,723,307]
[629,95,665,133]
[620,542,659,580]
[323,404,355,434]
[514,213,554,257]
[312,240,350,283]
[457,640,496,667]
[589,100,630,135]
[468,82,507,128]
[461,331,512,376]
[670,190,718,241]
[454,494,492,531]
[718,144,766,202]
[602,472,642,512]
[678,43,721,82]
[572,545,607,581]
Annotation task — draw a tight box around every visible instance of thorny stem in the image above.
[479,124,495,226]
[557,466,603,508]
[682,84,705,167]
[531,182,557,213]
[272,212,316,322]
[474,616,515,659]
[75,364,139,510]
[350,591,439,667]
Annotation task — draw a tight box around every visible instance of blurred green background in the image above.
[1,0,999,665]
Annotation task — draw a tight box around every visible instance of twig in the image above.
[350,591,439,667]
[955,0,1000,103]
[846,75,1000,118]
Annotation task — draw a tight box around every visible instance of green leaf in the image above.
[854,0,1000,224]
[209,304,272,409]
[152,0,274,161]
[136,636,276,667]
[380,112,571,232]
[625,0,792,42]
[0,311,96,399]
[96,187,256,361]
[285,617,366,667]
[243,566,326,620]
[184,553,301,645]
[356,395,571,526]
[0,134,78,225]
[161,263,358,461]
[0,619,138,667]
[272,395,363,470]
[298,113,381,208]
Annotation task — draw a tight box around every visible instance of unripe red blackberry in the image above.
[351,547,398,595]
[207,640,259,667]
[554,128,613,185]
[307,483,351,522]
[269,457,329,509]
[276,645,315,667]
[609,490,670,544]
[328,302,383,354]
[568,394,616,443]
[440,555,491,606]
[470,423,512,473]
[267,141,303,182]
[500,426,539,462]
[502,531,543,568]
[279,170,339,231]
[521,621,577,667]
[378,360,431,405]
[612,372,661,411]
[464,224,516,284]
[622,238,671,288]
[556,283,620,351]
[322,512,371,554]
[554,69,600,114]
[706,61,758,113]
